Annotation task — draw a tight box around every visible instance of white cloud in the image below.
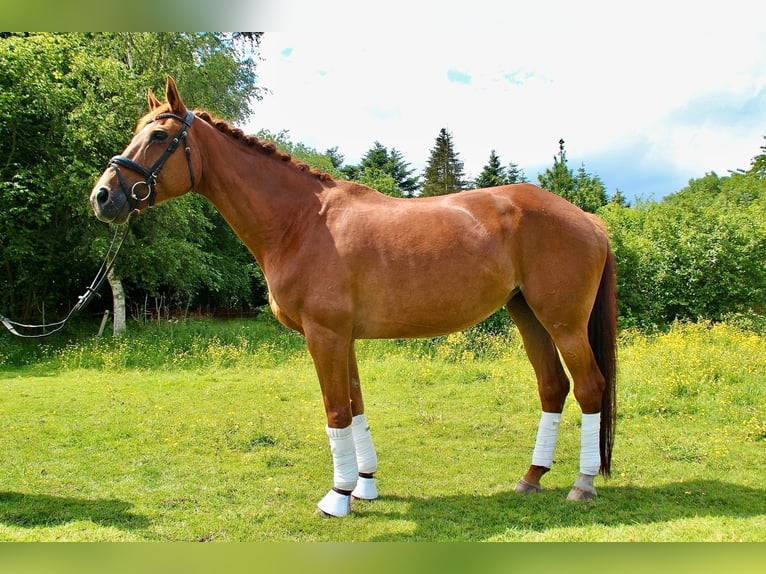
[245,1,766,198]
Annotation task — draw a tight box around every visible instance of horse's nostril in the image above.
[96,187,110,206]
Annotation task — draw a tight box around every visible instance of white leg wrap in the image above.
[325,425,358,491]
[531,411,561,468]
[350,414,378,500]
[351,414,378,474]
[579,412,601,476]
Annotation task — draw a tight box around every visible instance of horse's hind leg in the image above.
[546,328,605,500]
[507,294,571,493]
[348,341,378,501]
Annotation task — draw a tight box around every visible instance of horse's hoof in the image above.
[567,473,597,500]
[566,485,597,500]
[317,488,352,517]
[515,478,542,494]
[351,476,378,500]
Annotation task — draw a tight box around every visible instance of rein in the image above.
[108,109,196,210]
[0,218,132,338]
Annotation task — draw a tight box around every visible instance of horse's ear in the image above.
[165,75,186,115]
[147,89,162,111]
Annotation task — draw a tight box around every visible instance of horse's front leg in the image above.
[305,324,358,517]
[348,341,378,501]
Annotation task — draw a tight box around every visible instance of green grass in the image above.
[1,318,765,541]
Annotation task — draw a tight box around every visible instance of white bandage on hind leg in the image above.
[326,425,358,492]
[579,412,601,476]
[351,414,378,474]
[531,411,562,468]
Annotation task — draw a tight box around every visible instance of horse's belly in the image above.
[353,273,514,339]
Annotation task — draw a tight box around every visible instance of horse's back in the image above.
[319,182,607,338]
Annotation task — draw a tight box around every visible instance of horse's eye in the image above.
[150,130,168,143]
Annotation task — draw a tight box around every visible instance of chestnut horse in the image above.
[91,77,617,517]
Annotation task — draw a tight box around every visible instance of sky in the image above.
[245,1,766,201]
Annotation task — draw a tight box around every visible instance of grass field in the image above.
[1,318,765,541]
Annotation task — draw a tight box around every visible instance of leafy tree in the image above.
[256,129,342,178]
[421,128,468,196]
[356,168,401,197]
[0,33,264,331]
[97,32,264,122]
[599,145,766,327]
[1,34,111,322]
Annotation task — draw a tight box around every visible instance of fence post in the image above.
[97,309,111,338]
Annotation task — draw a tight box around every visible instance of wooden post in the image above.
[97,309,111,338]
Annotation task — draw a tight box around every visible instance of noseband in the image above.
[108,109,196,211]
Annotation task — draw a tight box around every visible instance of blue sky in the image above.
[246,0,766,201]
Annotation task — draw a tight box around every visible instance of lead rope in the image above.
[0,217,132,338]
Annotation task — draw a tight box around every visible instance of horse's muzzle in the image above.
[91,185,131,224]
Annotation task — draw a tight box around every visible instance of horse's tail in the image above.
[588,244,618,477]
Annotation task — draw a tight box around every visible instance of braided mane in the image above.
[194,111,333,182]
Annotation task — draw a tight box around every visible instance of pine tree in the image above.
[538,138,575,202]
[609,188,629,207]
[506,162,528,184]
[574,163,608,213]
[348,141,420,197]
[538,139,608,213]
[387,148,420,197]
[474,150,529,188]
[474,150,508,188]
[325,146,344,169]
[421,128,467,196]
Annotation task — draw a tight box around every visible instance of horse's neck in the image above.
[195,127,324,268]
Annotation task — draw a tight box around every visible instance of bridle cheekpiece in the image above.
[108,109,196,212]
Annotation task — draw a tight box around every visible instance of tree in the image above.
[257,129,342,178]
[474,150,528,188]
[538,138,576,201]
[599,144,766,328]
[356,168,401,197]
[474,150,507,188]
[609,188,629,207]
[421,128,467,196]
[1,34,112,323]
[342,141,419,197]
[574,163,608,213]
[325,146,345,170]
[506,162,528,184]
[384,147,420,197]
[0,33,264,332]
[538,139,607,213]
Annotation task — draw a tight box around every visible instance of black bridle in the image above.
[108,109,196,211]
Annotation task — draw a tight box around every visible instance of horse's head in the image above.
[90,76,198,224]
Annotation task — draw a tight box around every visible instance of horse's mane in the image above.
[194,111,334,182]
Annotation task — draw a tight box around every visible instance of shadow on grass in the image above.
[361,479,766,541]
[0,491,150,532]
